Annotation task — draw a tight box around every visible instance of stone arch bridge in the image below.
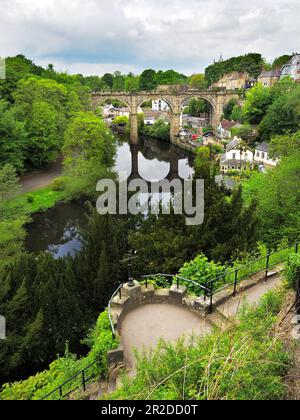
[92,89,241,145]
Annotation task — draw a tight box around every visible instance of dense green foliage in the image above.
[184,98,209,116]
[205,53,264,86]
[62,111,116,199]
[130,155,258,274]
[0,311,118,400]
[243,151,300,246]
[286,253,300,289]
[0,212,126,382]
[108,289,289,400]
[0,55,91,172]
[142,119,170,142]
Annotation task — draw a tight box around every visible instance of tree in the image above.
[26,100,62,167]
[187,98,208,116]
[63,112,116,198]
[259,85,300,141]
[189,74,207,89]
[223,99,238,120]
[243,152,300,245]
[155,70,187,85]
[125,75,140,92]
[113,74,125,92]
[0,164,20,204]
[0,100,28,172]
[231,124,254,144]
[231,104,243,122]
[145,119,170,141]
[272,55,292,69]
[139,69,157,91]
[102,73,114,90]
[269,131,300,158]
[243,83,272,125]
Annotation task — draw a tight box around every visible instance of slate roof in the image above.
[259,69,281,78]
[256,142,269,153]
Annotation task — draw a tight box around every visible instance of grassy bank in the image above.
[6,185,65,216]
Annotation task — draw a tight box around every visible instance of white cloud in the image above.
[0,0,300,75]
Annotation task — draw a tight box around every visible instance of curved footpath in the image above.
[118,273,283,370]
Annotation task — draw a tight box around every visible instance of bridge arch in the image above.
[93,96,132,113]
[138,96,174,113]
[181,95,216,112]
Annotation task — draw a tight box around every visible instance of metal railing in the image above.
[42,357,101,400]
[206,242,299,312]
[140,273,209,296]
[108,282,124,338]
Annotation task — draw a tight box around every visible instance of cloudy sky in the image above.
[0,0,299,76]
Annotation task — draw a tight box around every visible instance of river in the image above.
[25,136,195,257]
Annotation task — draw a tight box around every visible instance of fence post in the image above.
[145,278,148,289]
[209,281,213,313]
[177,276,179,289]
[265,254,270,283]
[295,243,299,254]
[82,371,86,392]
[118,284,122,300]
[233,269,239,297]
[59,386,63,399]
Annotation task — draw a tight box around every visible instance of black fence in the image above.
[42,357,101,400]
[205,242,299,312]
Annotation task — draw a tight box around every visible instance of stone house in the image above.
[212,72,250,90]
[258,69,281,87]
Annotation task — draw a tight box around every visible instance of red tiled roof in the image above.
[220,120,237,130]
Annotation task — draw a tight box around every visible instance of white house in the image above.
[152,99,170,112]
[217,120,241,140]
[102,104,117,117]
[220,137,254,172]
[144,116,155,126]
[254,143,279,168]
[281,53,300,82]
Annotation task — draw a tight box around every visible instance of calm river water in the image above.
[25,137,194,258]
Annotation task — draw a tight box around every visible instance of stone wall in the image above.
[107,281,210,371]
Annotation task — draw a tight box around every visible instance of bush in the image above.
[52,177,67,192]
[286,253,300,289]
[26,194,34,203]
[209,143,224,154]
[179,254,226,294]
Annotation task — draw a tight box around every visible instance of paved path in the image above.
[216,274,283,318]
[120,303,212,368]
[19,158,63,193]
[120,275,284,369]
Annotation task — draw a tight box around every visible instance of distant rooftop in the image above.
[256,142,270,153]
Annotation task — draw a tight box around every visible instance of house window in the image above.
[256,152,260,157]
[264,82,268,87]
[262,153,265,159]
[232,153,236,159]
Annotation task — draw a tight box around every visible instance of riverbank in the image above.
[19,158,63,193]
[7,185,65,216]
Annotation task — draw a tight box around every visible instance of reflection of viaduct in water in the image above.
[92,88,241,145]
[128,141,192,185]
